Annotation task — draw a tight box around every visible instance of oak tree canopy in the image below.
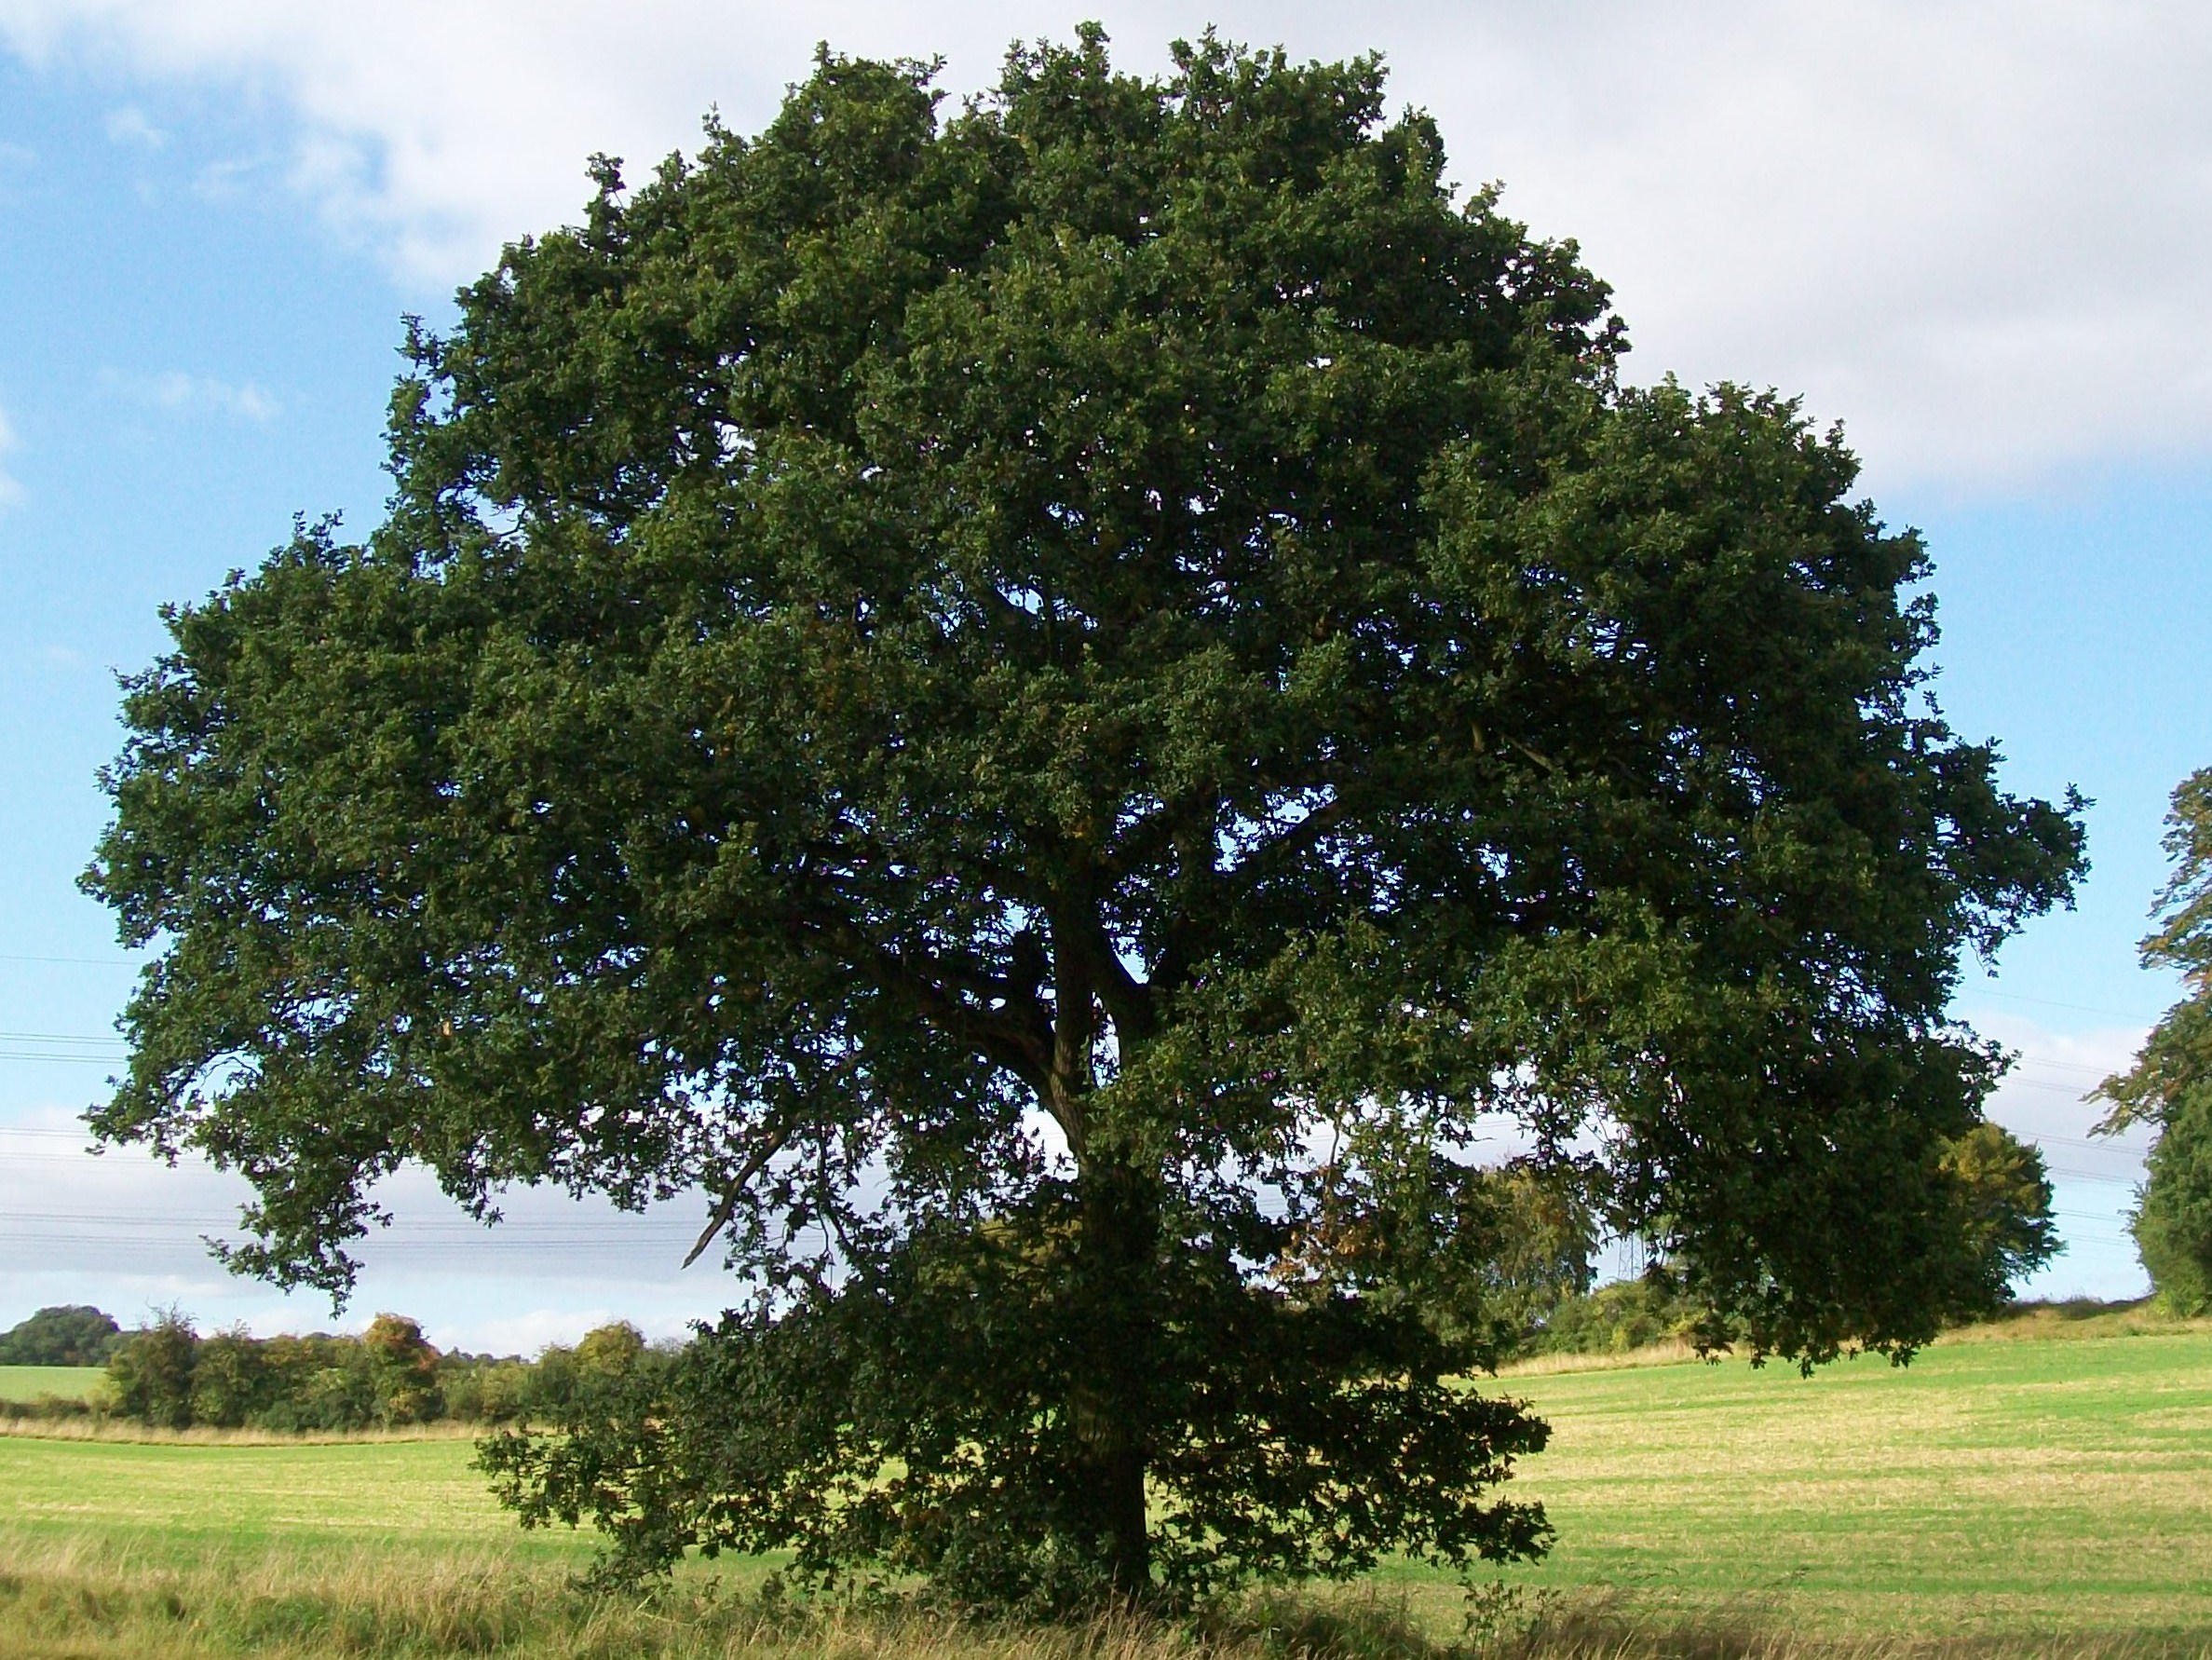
[87,28,2082,1611]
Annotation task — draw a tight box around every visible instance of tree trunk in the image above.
[1075,1156,1159,1601]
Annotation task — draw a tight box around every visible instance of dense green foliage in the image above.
[0,1304,123,1367]
[89,1311,652,1432]
[86,28,2079,1611]
[2097,768,2212,1311]
[2130,1095,2212,1311]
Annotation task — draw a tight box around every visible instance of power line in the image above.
[2020,1057,2118,1075]
[1962,987,2158,1023]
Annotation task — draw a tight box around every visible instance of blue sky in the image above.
[0,2,2205,1349]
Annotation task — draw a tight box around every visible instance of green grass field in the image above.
[0,1431,591,1566]
[0,1365,101,1403]
[1471,1327,2212,1637]
[1,1324,2208,1656]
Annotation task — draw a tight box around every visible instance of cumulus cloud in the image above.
[3,2,2210,488]
[102,367,278,421]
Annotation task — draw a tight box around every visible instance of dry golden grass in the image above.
[1493,1299,2212,1382]
[1934,1300,2212,1346]
[1495,1342,1704,1379]
[3,1532,2209,1660]
[0,1530,1168,1660]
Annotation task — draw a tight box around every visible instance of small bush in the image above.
[190,1327,273,1428]
[0,1394,94,1424]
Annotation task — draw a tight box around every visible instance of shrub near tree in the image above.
[187,1326,272,1428]
[2097,768,2212,1312]
[104,1309,198,1430]
[86,30,2081,1612]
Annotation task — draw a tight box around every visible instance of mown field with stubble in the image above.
[2,1313,2208,1659]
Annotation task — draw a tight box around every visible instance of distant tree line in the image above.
[0,1306,663,1431]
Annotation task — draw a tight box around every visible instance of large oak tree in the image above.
[88,30,2081,1610]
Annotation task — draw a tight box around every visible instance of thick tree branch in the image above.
[1218,795,1354,891]
[801,915,1055,1094]
[878,945,1054,1085]
[1057,901,1157,1043]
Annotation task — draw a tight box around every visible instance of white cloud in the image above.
[4,3,2211,489]
[0,401,23,509]
[190,151,272,203]
[103,367,278,421]
[1973,1012,2147,1153]
[102,102,164,147]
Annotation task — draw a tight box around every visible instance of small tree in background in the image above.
[1935,1123,2058,1295]
[89,29,2083,1611]
[361,1313,443,1425]
[2097,768,2212,1311]
[574,1321,646,1372]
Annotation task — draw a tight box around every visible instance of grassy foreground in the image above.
[1,1320,2208,1657]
